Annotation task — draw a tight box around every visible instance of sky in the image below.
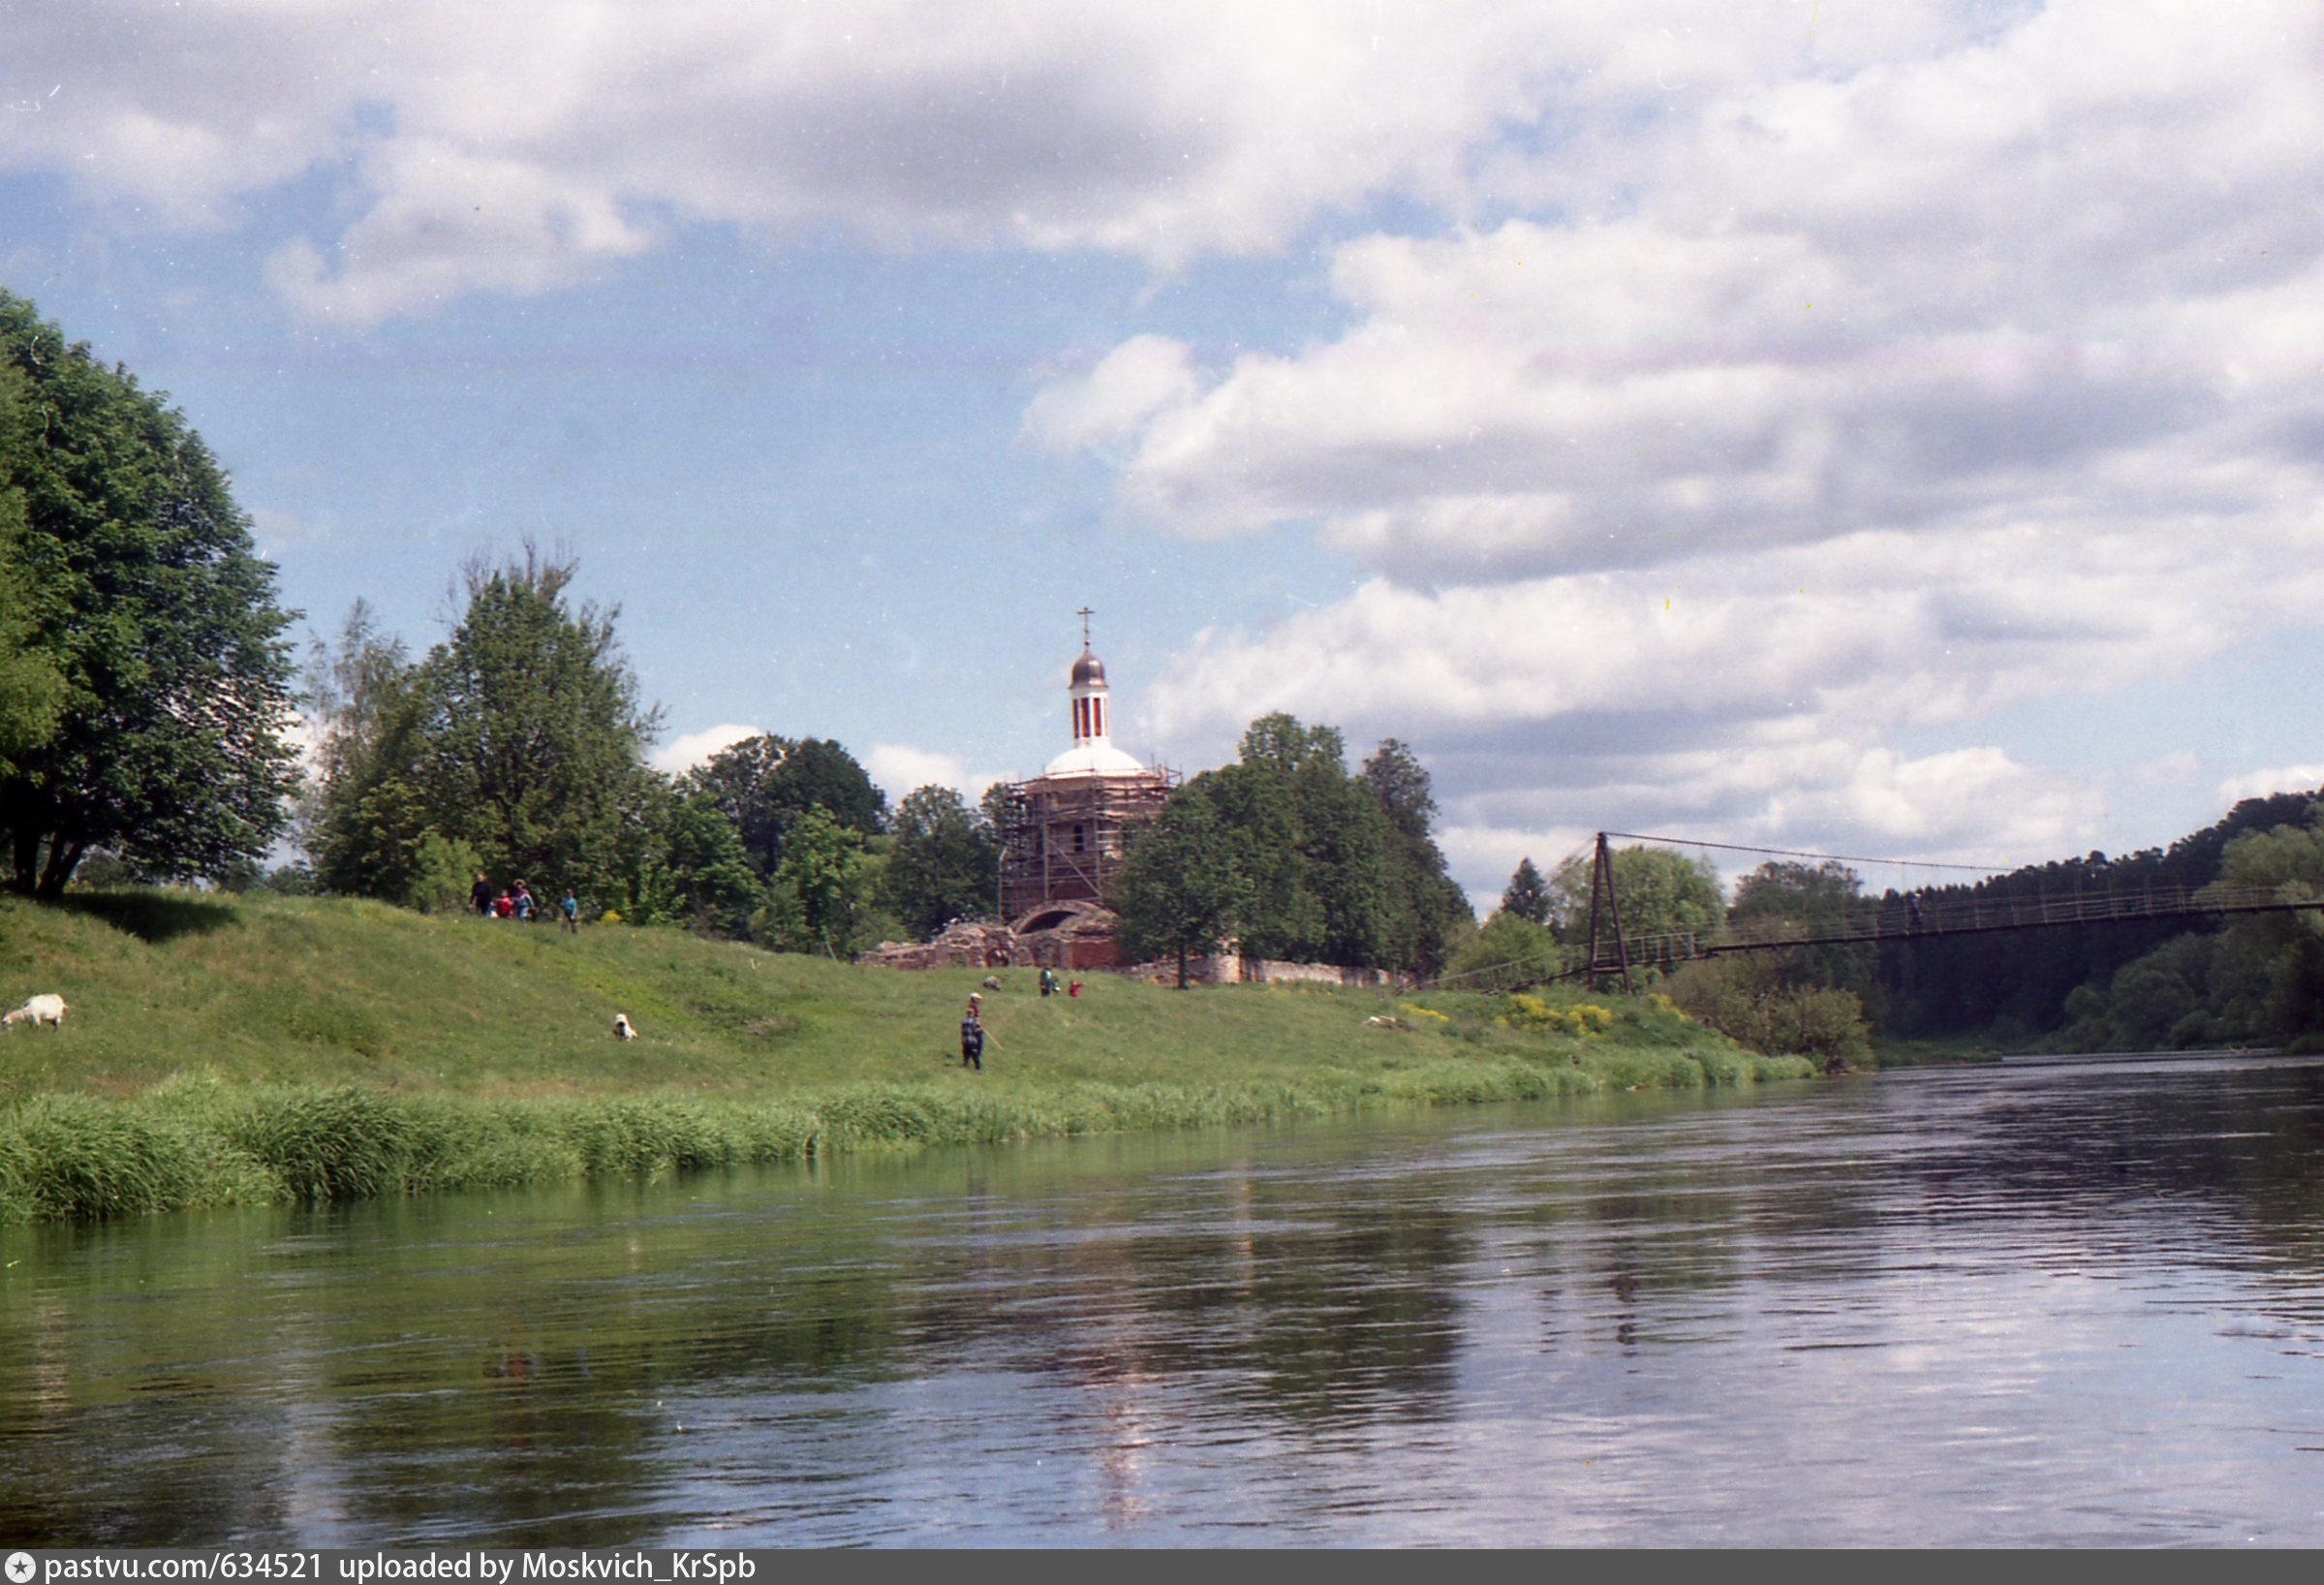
[5,0,2321,909]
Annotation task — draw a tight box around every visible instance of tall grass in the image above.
[0,1047,1813,1224]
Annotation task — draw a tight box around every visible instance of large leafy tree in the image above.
[761,805,877,956]
[1441,907,1563,983]
[0,370,65,774]
[0,292,300,897]
[686,732,884,877]
[633,783,764,937]
[300,599,415,885]
[1362,737,1473,975]
[1225,713,1397,964]
[1547,844,1722,947]
[309,551,663,907]
[883,783,1000,939]
[1116,774,1252,986]
[408,552,662,901]
[1120,714,1470,975]
[1727,857,1882,1014]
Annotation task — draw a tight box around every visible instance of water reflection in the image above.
[5,1057,2324,1543]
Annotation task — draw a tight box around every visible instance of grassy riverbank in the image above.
[0,888,1813,1222]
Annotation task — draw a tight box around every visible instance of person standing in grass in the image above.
[560,889,580,934]
[961,994,986,1072]
[472,871,494,917]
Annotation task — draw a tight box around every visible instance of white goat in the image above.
[612,1013,636,1041]
[2,993,69,1031]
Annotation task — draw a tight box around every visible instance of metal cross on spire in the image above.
[1076,606,1095,648]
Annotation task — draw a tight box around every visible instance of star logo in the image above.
[5,1552,36,1584]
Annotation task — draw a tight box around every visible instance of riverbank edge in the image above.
[0,1049,1814,1225]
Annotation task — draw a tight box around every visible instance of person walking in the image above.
[960,993,987,1072]
[472,872,494,917]
[512,880,535,922]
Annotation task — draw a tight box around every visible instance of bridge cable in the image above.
[1598,831,2011,876]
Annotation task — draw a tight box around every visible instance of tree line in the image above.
[1111,714,1473,983]
[1465,790,2324,1060]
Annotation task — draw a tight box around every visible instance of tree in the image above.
[1548,845,1722,946]
[687,733,884,877]
[1730,858,1866,923]
[407,831,488,916]
[1362,737,1474,976]
[1727,858,1882,1017]
[1441,908,1563,983]
[1115,775,1252,986]
[1220,713,1400,966]
[0,365,64,776]
[2210,812,2324,1041]
[883,784,1000,939]
[1202,757,1319,960]
[763,805,876,956]
[407,552,662,901]
[0,293,303,898]
[1875,790,2324,1041]
[640,784,765,937]
[305,550,664,909]
[1664,954,1873,1071]
[1501,856,1552,926]
[298,599,410,864]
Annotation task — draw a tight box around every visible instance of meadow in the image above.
[0,889,1813,1222]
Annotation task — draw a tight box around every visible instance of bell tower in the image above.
[1069,606,1110,746]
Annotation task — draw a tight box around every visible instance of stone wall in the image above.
[855,919,1023,971]
[1110,952,1410,989]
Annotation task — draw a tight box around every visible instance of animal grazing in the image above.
[2,993,69,1031]
[612,1013,636,1041]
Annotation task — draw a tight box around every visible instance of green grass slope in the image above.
[0,889,1812,1222]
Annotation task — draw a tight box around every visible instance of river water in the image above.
[4,1053,2324,1546]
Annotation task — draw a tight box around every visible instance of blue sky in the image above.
[5,1,2321,907]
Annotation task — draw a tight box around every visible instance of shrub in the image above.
[406,831,487,916]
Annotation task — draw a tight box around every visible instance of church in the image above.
[993,615,1177,968]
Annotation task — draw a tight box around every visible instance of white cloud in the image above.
[0,0,1600,322]
[2134,752,2202,789]
[2216,766,2324,807]
[651,722,762,776]
[1021,336,1198,455]
[863,744,1000,805]
[246,506,322,553]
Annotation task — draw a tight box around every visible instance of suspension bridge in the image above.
[1441,830,2324,996]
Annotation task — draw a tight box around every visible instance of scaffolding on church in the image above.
[997,765,1180,927]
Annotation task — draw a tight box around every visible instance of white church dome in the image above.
[1041,739,1150,778]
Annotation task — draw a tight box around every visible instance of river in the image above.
[4,1052,2323,1546]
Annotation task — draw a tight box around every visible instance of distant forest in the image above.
[1869,790,2324,1050]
